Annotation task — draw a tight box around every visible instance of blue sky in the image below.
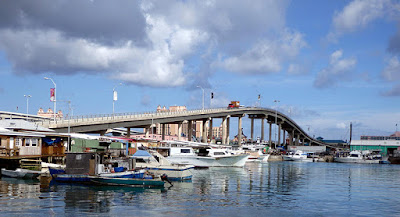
[0,0,400,140]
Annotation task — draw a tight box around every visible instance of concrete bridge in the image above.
[37,107,326,147]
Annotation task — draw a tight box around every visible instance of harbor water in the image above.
[1,161,400,217]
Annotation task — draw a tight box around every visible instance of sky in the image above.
[0,0,400,141]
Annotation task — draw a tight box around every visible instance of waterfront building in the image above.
[350,131,400,155]
[37,107,63,119]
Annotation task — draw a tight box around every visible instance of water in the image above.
[1,162,400,217]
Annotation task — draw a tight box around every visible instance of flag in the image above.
[113,90,118,101]
[50,88,55,102]
[258,94,261,100]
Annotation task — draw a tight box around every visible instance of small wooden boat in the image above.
[1,168,42,179]
[90,177,165,188]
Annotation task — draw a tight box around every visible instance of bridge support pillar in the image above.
[238,116,243,146]
[178,122,183,141]
[261,118,265,142]
[188,121,193,141]
[162,124,166,140]
[296,134,300,146]
[290,129,295,146]
[99,130,106,136]
[208,118,213,143]
[278,123,281,147]
[302,138,305,145]
[127,128,131,138]
[250,118,254,142]
[222,117,227,145]
[268,122,272,147]
[145,127,149,138]
[283,130,286,146]
[202,119,207,143]
[226,116,230,144]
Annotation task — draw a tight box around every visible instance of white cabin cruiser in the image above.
[164,147,249,167]
[334,150,383,164]
[283,150,317,162]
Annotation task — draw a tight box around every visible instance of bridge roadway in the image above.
[38,107,326,147]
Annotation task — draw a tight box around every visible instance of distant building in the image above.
[360,131,400,140]
[37,108,63,119]
[351,131,400,155]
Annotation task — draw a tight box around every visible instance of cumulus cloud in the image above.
[382,56,400,81]
[314,50,357,88]
[328,0,394,41]
[213,29,306,74]
[381,56,400,96]
[0,0,299,87]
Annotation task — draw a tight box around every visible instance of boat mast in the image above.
[349,122,352,144]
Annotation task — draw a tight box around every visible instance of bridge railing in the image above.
[38,107,234,126]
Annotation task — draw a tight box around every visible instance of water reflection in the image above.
[1,162,400,216]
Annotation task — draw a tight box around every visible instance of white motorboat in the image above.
[41,162,66,176]
[1,168,42,179]
[334,150,383,164]
[164,147,249,167]
[131,150,194,181]
[242,144,270,162]
[283,150,317,162]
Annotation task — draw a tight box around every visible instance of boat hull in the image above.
[145,165,194,181]
[334,158,381,164]
[52,174,92,183]
[90,177,165,187]
[1,168,41,179]
[98,170,145,179]
[167,154,249,167]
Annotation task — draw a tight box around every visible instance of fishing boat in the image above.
[49,166,145,183]
[1,168,42,179]
[131,150,194,181]
[90,177,165,188]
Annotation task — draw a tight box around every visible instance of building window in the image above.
[31,138,38,147]
[15,138,21,147]
[24,138,30,147]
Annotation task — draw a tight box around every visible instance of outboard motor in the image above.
[161,174,173,187]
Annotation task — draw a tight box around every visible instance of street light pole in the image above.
[24,95,31,115]
[197,86,204,110]
[274,100,280,148]
[44,77,56,121]
[112,83,122,118]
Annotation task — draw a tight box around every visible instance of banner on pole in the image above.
[50,88,55,102]
[113,90,118,101]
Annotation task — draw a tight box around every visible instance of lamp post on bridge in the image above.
[113,83,122,118]
[24,94,31,115]
[44,77,56,121]
[197,86,204,110]
[274,100,280,148]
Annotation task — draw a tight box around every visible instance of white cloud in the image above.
[314,49,357,88]
[381,56,400,96]
[213,29,306,74]
[382,56,400,82]
[328,0,395,41]
[0,0,298,87]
